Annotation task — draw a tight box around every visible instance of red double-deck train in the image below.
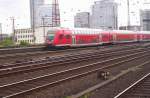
[45,27,150,48]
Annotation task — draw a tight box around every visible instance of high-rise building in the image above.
[140,9,150,31]
[37,5,53,27]
[90,0,118,29]
[30,0,60,28]
[74,12,90,28]
[30,0,45,28]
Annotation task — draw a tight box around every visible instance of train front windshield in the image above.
[47,34,54,41]
[47,30,56,42]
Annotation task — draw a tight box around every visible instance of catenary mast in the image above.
[52,0,60,27]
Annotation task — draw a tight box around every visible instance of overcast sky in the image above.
[0,0,150,34]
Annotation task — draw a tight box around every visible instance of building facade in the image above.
[34,27,50,44]
[90,0,118,29]
[30,0,60,28]
[30,0,45,28]
[74,12,90,28]
[119,26,141,31]
[35,27,61,44]
[15,28,34,44]
[36,5,53,27]
[15,27,53,44]
[140,9,150,31]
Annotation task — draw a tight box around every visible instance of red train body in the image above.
[45,28,150,48]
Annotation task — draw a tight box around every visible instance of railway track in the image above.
[0,46,150,98]
[0,46,103,64]
[0,47,142,69]
[0,47,146,76]
[114,73,150,98]
[0,47,92,63]
[70,61,150,98]
[0,45,45,55]
[69,56,150,98]
[0,42,147,65]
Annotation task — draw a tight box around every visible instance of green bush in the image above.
[0,38,14,47]
[19,41,30,47]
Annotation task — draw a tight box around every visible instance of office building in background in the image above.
[140,9,150,31]
[30,0,60,28]
[90,0,118,29]
[74,12,90,28]
[37,4,52,27]
[30,0,45,28]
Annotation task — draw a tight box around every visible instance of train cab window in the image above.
[59,34,63,39]
[66,35,71,39]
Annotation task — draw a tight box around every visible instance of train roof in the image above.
[112,30,137,34]
[69,28,103,34]
[139,31,150,34]
[68,28,103,31]
[47,27,150,34]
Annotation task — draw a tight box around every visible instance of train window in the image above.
[59,34,63,39]
[102,34,108,38]
[66,35,71,39]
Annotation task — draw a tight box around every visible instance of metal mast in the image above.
[0,23,2,41]
[127,0,130,30]
[10,17,15,42]
[30,0,35,43]
[52,0,60,27]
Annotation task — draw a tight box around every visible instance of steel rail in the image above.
[0,46,45,55]
[0,47,145,76]
[0,50,150,98]
[0,46,98,59]
[1,46,142,68]
[70,61,150,98]
[0,44,138,67]
[114,73,150,98]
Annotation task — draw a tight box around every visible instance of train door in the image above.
[111,31,117,43]
[72,35,76,45]
[101,31,111,43]
[134,34,138,42]
[109,32,113,43]
[57,32,64,45]
[140,34,143,41]
[56,30,72,46]
[137,34,140,42]
[65,34,72,45]
[62,30,72,45]
[99,33,102,44]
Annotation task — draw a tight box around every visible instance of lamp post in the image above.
[41,17,46,41]
[10,17,16,42]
